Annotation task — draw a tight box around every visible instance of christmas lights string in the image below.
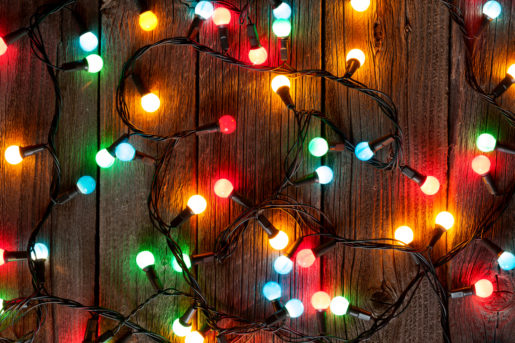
[0,1,513,343]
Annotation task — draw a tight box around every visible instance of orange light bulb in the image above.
[5,145,23,165]
[311,291,331,311]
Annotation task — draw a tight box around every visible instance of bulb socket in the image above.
[313,239,337,258]
[316,310,327,336]
[265,306,288,325]
[20,144,46,158]
[348,305,372,321]
[61,58,88,72]
[269,0,283,8]
[329,143,347,152]
[293,172,318,186]
[271,299,284,312]
[3,28,29,46]
[56,189,80,204]
[3,250,29,262]
[428,226,446,249]
[230,192,253,208]
[218,26,229,52]
[370,134,395,153]
[481,238,503,256]
[191,252,216,265]
[400,166,425,185]
[450,286,474,299]
[276,86,294,109]
[247,23,260,49]
[136,0,149,13]
[344,59,361,78]
[196,122,221,135]
[180,304,197,326]
[143,265,163,292]
[170,207,194,228]
[35,259,46,284]
[495,143,515,155]
[481,173,499,196]
[134,151,156,165]
[187,16,204,40]
[285,237,304,259]
[279,38,288,61]
[131,73,150,96]
[491,75,515,99]
[107,135,130,156]
[257,214,279,237]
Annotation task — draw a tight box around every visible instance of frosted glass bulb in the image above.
[476,133,496,152]
[185,331,204,343]
[315,166,334,184]
[0,37,7,56]
[115,142,136,162]
[273,2,292,19]
[273,255,293,275]
[79,32,98,52]
[263,281,282,301]
[471,155,491,175]
[508,64,515,79]
[420,176,440,195]
[214,179,234,198]
[141,93,161,113]
[269,231,289,250]
[497,251,515,271]
[271,75,290,93]
[351,0,371,12]
[172,318,192,337]
[85,54,103,73]
[474,279,493,298]
[5,145,23,165]
[330,296,349,315]
[213,8,231,26]
[31,243,49,260]
[248,46,268,65]
[187,195,207,214]
[296,249,316,268]
[346,49,365,66]
[308,137,329,157]
[136,251,155,270]
[285,299,304,318]
[482,1,501,20]
[95,149,115,168]
[76,176,96,195]
[195,1,214,20]
[172,254,192,272]
[354,142,374,161]
[218,115,237,134]
[311,291,331,310]
[272,19,291,37]
[139,11,158,31]
[435,211,454,230]
[394,226,414,245]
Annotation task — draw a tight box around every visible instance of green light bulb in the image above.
[172,254,192,272]
[308,137,329,157]
[136,251,155,270]
[272,19,291,38]
[96,148,115,168]
[476,133,496,152]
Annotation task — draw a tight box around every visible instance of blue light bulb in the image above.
[76,176,96,195]
[285,299,304,318]
[115,142,136,162]
[195,1,214,19]
[31,243,49,260]
[263,281,282,301]
[315,166,334,184]
[274,255,293,275]
[497,251,515,271]
[354,141,374,161]
[483,1,502,20]
[79,32,98,52]
[273,2,292,19]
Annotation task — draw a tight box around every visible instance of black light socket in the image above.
[143,265,163,292]
[107,134,130,156]
[191,252,216,265]
[131,73,150,96]
[265,306,288,325]
[481,238,503,256]
[187,16,204,40]
[257,214,279,238]
[344,59,361,78]
[35,260,46,284]
[491,74,514,99]
[61,58,89,72]
[316,310,327,336]
[279,38,288,61]
[180,304,197,327]
[3,250,29,263]
[247,23,260,49]
[293,172,318,186]
[400,166,426,186]
[196,122,221,135]
[284,238,304,259]
[170,207,195,228]
[369,134,395,153]
[56,188,80,204]
[134,151,156,165]
[329,143,347,152]
[218,26,229,52]
[20,144,46,158]
[135,0,149,13]
[276,86,294,109]
[428,225,447,249]
[269,0,283,8]
[313,239,337,258]
[495,143,515,155]
[229,192,253,208]
[481,173,499,196]
[2,28,29,46]
[348,305,372,321]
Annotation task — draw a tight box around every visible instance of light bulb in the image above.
[273,2,292,19]
[354,142,374,161]
[474,279,493,298]
[330,296,349,315]
[497,251,515,271]
[271,75,290,93]
[5,145,23,165]
[285,299,304,318]
[141,93,161,113]
[85,54,103,73]
[315,166,334,184]
[76,176,96,195]
[195,1,214,20]
[508,64,515,79]
[218,115,237,134]
[435,211,454,230]
[482,1,501,20]
[476,133,496,152]
[79,32,98,52]
[394,226,414,245]
[187,195,207,214]
[308,137,329,157]
[115,142,136,162]
[30,243,49,260]
[214,179,234,198]
[471,155,491,176]
[269,231,289,250]
[263,281,282,301]
[0,37,7,56]
[213,7,231,26]
[172,254,192,272]
[272,19,291,37]
[172,318,192,337]
[139,11,158,31]
[311,291,331,310]
[346,49,365,66]
[185,331,204,343]
[273,255,293,275]
[248,46,268,65]
[351,0,370,12]
[95,149,115,168]
[419,176,440,195]
[0,298,3,309]
[0,249,4,266]
[136,251,155,270]
[296,249,316,268]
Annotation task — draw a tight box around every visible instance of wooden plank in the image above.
[448,1,515,342]
[323,0,448,341]
[99,1,197,341]
[196,0,321,341]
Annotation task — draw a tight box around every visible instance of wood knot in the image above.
[373,20,384,53]
[368,280,397,315]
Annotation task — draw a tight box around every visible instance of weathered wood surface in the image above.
[0,0,512,342]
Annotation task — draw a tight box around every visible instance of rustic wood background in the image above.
[0,0,513,342]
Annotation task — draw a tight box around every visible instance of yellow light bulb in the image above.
[346,49,366,66]
[351,0,371,12]
[139,11,158,31]
[187,195,207,214]
[5,145,23,165]
[394,226,414,245]
[507,64,515,79]
[269,230,289,250]
[435,211,454,230]
[141,92,161,113]
[271,75,290,93]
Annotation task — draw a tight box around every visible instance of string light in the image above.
[4,144,47,165]
[345,49,365,78]
[476,133,515,154]
[172,304,197,337]
[482,1,502,20]
[263,281,282,301]
[272,19,291,37]
[428,211,454,249]
[115,142,136,162]
[140,93,160,113]
[139,11,158,31]
[247,23,268,65]
[296,249,316,268]
[491,64,515,98]
[471,155,499,195]
[57,175,97,203]
[136,250,163,291]
[480,239,515,271]
[273,255,294,274]
[169,195,207,228]
[172,254,192,272]
[268,231,289,250]
[185,331,205,343]
[0,28,29,56]
[285,299,304,318]
[271,75,294,108]
[308,137,329,157]
[354,134,394,161]
[196,115,237,135]
[60,54,103,73]
[79,32,98,52]
[311,291,331,311]
[96,148,116,168]
[271,1,292,20]
[350,0,371,12]
[213,7,231,52]
[400,166,440,195]
[450,279,494,299]
[329,296,372,320]
[187,1,214,39]
[394,226,414,245]
[292,166,334,186]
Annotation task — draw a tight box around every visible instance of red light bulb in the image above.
[311,291,331,310]
[248,46,268,65]
[0,248,4,266]
[471,155,491,176]
[296,249,316,268]
[474,279,493,298]
[0,37,7,56]
[219,115,236,134]
[420,176,440,195]
[214,179,234,198]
